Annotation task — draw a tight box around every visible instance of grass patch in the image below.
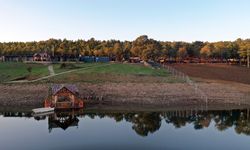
[53,62,99,73]
[0,62,49,82]
[0,62,183,83]
[77,63,169,76]
[44,63,183,83]
[46,73,183,83]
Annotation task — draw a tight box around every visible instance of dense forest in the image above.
[0,35,249,66]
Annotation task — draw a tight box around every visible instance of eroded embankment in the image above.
[0,82,249,108]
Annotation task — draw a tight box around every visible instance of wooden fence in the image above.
[162,64,208,107]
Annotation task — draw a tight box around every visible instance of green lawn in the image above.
[0,62,49,82]
[46,63,181,83]
[53,63,100,74]
[77,63,169,76]
[0,62,182,83]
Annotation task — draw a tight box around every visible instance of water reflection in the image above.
[48,111,79,132]
[1,108,250,136]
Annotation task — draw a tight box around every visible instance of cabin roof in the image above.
[51,84,79,95]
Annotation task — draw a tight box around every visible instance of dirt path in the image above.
[48,65,55,76]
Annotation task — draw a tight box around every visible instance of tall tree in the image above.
[238,39,250,68]
[113,42,123,61]
[200,43,214,58]
[177,46,188,61]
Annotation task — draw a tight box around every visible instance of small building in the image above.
[95,56,110,63]
[129,57,141,63]
[79,56,95,62]
[3,55,20,62]
[23,55,34,62]
[79,56,110,63]
[44,84,84,109]
[0,55,34,62]
[33,52,51,61]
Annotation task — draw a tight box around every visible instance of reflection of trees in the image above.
[193,115,211,130]
[113,113,124,122]
[1,108,250,137]
[162,109,250,136]
[214,111,234,131]
[129,113,161,136]
[52,109,250,136]
[45,108,250,136]
[163,111,211,130]
[167,116,187,128]
[105,112,162,136]
[83,112,162,136]
[235,111,250,135]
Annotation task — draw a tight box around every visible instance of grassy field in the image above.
[0,62,181,83]
[0,62,49,82]
[52,63,101,73]
[77,63,169,76]
[46,63,179,83]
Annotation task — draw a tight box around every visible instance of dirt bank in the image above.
[0,82,249,108]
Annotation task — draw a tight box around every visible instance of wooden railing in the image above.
[55,102,72,108]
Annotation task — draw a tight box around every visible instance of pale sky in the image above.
[0,0,250,42]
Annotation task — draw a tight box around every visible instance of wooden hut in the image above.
[129,57,141,63]
[44,84,84,109]
[33,52,51,61]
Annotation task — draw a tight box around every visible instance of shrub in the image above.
[27,66,32,74]
[60,63,67,69]
[60,63,78,69]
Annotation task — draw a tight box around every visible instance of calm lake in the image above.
[1,108,250,150]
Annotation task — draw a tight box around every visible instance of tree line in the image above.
[0,35,249,67]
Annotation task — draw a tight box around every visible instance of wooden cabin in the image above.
[33,52,51,61]
[44,84,84,109]
[129,57,141,63]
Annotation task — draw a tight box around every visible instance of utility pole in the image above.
[247,53,249,68]
[247,45,250,68]
[52,45,55,57]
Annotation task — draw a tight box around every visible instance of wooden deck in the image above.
[32,107,54,115]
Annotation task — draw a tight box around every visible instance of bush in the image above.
[60,63,67,69]
[27,66,32,73]
[60,63,78,69]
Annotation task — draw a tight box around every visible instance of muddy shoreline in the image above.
[1,82,250,109]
